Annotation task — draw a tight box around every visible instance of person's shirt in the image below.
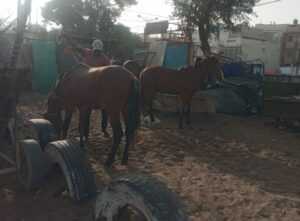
[82,48,111,67]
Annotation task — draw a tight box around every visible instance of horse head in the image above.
[44,91,63,137]
[0,73,16,141]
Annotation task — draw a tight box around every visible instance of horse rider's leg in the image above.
[62,110,73,139]
[105,112,123,167]
[84,109,92,141]
[101,109,110,137]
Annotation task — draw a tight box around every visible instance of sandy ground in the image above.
[1,93,300,221]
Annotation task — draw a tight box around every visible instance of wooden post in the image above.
[0,0,32,177]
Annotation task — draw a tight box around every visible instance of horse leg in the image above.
[178,103,184,129]
[101,109,109,137]
[84,109,92,141]
[105,113,122,167]
[180,94,192,128]
[62,110,73,139]
[121,109,131,165]
[186,103,191,125]
[149,102,155,122]
[79,109,88,148]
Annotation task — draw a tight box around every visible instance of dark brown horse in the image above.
[58,60,142,141]
[74,59,142,140]
[45,64,140,166]
[140,56,224,128]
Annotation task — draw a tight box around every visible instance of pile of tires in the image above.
[17,118,96,201]
[18,119,189,220]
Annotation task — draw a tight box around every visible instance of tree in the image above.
[42,0,142,60]
[106,24,143,61]
[42,0,136,39]
[172,0,259,55]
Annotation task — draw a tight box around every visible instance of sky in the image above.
[0,0,299,33]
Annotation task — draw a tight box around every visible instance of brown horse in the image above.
[45,64,140,166]
[123,60,143,79]
[45,67,109,141]
[140,56,224,128]
[66,59,142,140]
[58,59,142,141]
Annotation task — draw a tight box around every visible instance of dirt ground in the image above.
[2,93,300,221]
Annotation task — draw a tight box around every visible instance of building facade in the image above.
[280,25,300,66]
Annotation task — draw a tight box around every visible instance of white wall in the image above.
[240,38,280,71]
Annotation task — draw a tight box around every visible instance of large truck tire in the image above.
[94,174,189,221]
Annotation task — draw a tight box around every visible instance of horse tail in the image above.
[127,78,140,139]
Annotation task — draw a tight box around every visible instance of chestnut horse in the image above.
[140,56,224,128]
[78,59,142,139]
[45,64,140,166]
[59,60,142,141]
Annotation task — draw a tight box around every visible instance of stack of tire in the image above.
[17,118,96,201]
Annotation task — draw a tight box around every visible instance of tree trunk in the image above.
[198,24,211,56]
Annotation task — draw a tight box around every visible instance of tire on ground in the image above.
[45,139,96,201]
[24,118,58,150]
[94,174,189,221]
[17,139,53,191]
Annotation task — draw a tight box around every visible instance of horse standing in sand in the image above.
[45,64,140,166]
[140,56,224,128]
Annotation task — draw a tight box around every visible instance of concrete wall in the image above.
[240,38,280,72]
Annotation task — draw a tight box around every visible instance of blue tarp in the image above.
[222,63,244,77]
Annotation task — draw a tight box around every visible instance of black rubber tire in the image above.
[27,118,58,150]
[17,139,53,191]
[94,174,189,221]
[45,139,96,201]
